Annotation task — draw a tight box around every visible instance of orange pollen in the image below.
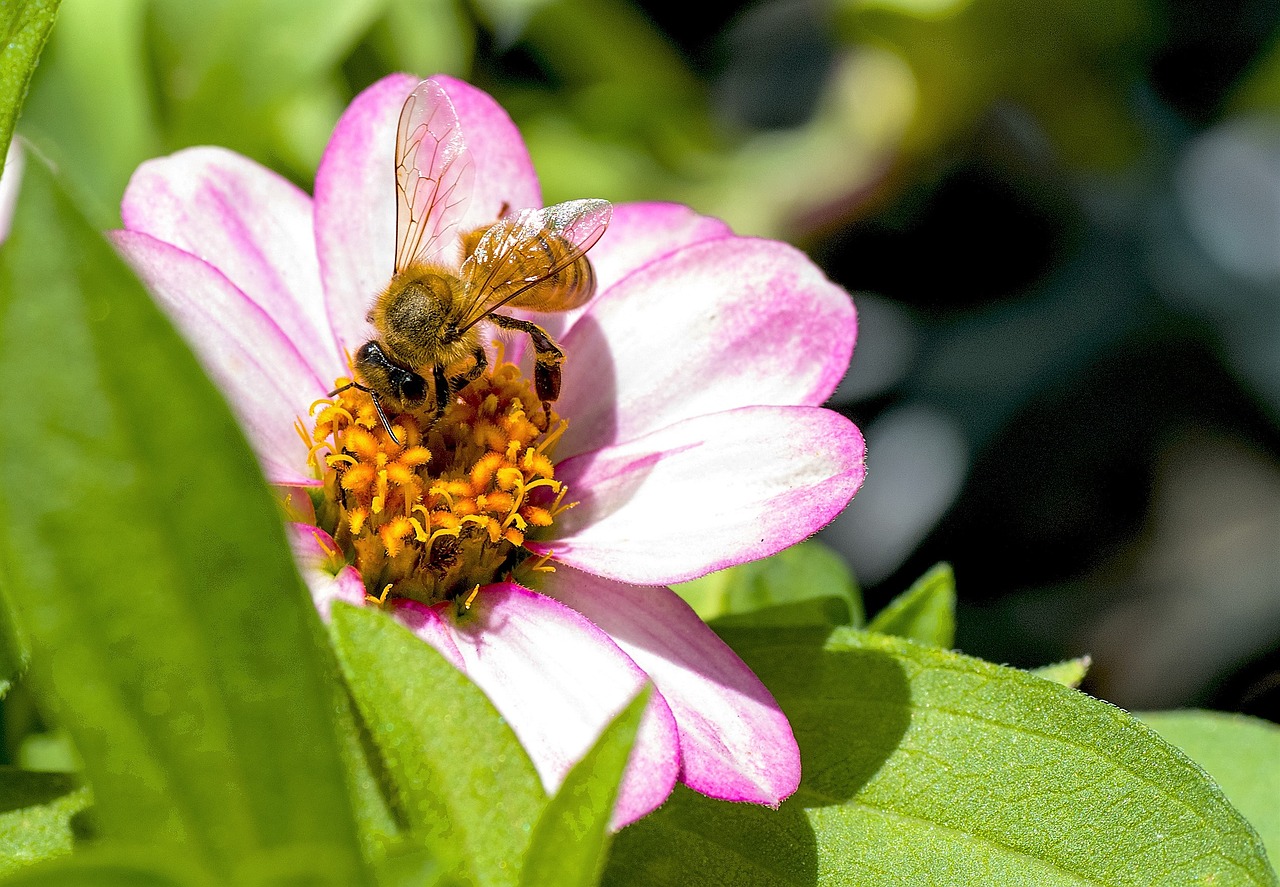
[303,361,573,606]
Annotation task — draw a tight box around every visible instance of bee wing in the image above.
[394,79,475,273]
[456,198,613,331]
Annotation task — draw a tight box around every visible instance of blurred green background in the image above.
[14,0,1280,725]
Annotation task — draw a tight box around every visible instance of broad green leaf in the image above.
[676,540,862,629]
[1139,710,1280,863]
[606,628,1276,886]
[837,0,1151,170]
[19,0,159,225]
[148,0,386,175]
[0,769,88,876]
[520,689,646,887]
[866,561,955,647]
[367,0,473,79]
[330,603,547,887]
[0,0,58,179]
[0,157,368,884]
[1031,655,1091,688]
[371,844,451,887]
[330,663,404,866]
[0,844,215,886]
[16,730,78,776]
[1229,37,1280,114]
[0,576,27,699]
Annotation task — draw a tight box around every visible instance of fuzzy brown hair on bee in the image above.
[332,78,611,444]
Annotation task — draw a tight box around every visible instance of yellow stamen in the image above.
[527,549,556,573]
[463,584,480,610]
[305,361,575,607]
[312,530,338,560]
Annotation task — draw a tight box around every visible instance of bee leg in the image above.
[489,313,563,423]
[448,346,488,395]
[432,363,451,422]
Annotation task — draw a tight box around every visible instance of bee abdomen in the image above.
[511,230,596,312]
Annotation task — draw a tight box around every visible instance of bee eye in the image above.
[398,372,427,406]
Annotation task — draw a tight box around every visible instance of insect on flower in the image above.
[336,78,612,442]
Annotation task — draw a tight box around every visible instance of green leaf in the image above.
[606,628,1277,886]
[0,576,28,699]
[18,0,159,225]
[366,0,473,80]
[0,844,216,886]
[1139,710,1280,864]
[0,0,58,179]
[329,603,548,887]
[676,540,863,629]
[1030,655,1091,688]
[867,561,955,647]
[148,0,386,175]
[0,157,368,884]
[520,689,647,887]
[0,769,88,876]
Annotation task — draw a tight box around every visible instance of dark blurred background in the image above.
[18,0,1280,724]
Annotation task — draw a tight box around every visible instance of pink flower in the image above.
[111,74,865,827]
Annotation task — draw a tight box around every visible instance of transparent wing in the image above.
[394,79,474,273]
[457,198,613,331]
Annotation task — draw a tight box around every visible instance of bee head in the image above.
[353,340,428,409]
[394,370,428,407]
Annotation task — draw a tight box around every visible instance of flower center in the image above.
[299,360,571,607]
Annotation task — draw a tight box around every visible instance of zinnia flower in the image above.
[111,73,865,827]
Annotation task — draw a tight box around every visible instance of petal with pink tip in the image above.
[314,74,541,355]
[0,141,24,245]
[393,584,679,829]
[590,202,733,298]
[286,523,367,620]
[390,600,465,669]
[112,231,325,485]
[532,405,866,585]
[542,567,800,805]
[314,73,418,351]
[121,147,342,377]
[555,237,856,458]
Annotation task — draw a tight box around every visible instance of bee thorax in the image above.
[372,267,471,368]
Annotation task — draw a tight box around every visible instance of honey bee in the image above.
[335,78,612,442]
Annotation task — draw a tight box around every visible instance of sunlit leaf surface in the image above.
[0,158,368,885]
[606,628,1277,886]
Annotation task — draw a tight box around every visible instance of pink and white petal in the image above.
[121,147,342,377]
[112,231,325,485]
[0,140,24,245]
[555,237,857,458]
[393,584,680,828]
[275,485,317,525]
[542,567,800,805]
[531,405,866,585]
[534,202,734,344]
[314,72,419,352]
[286,523,366,620]
[314,74,542,356]
[390,600,465,669]
[432,75,542,233]
[590,202,733,299]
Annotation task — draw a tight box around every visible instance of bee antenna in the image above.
[370,394,401,446]
[327,381,401,446]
